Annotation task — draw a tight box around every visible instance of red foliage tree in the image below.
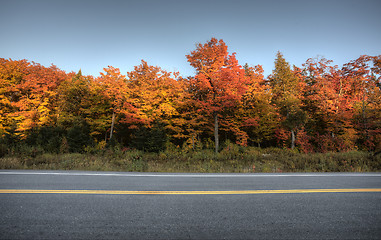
[186,38,248,152]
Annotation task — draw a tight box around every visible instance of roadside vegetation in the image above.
[1,140,380,173]
[1,38,380,173]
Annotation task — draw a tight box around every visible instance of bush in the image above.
[130,123,167,153]
[26,126,65,153]
[0,143,7,158]
[66,125,92,153]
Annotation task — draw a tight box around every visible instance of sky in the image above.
[1,0,380,78]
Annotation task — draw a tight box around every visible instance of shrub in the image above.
[26,126,65,153]
[0,143,7,158]
[130,123,167,153]
[66,125,92,153]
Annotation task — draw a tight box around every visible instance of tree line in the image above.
[0,38,380,154]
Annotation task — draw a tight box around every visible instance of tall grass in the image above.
[1,142,380,172]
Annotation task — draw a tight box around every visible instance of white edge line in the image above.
[0,171,380,177]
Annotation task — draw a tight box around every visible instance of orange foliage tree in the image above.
[302,57,354,151]
[186,38,249,152]
[126,60,185,150]
[301,55,381,152]
[341,55,381,151]
[0,59,67,138]
[127,60,183,127]
[0,58,30,136]
[96,66,141,142]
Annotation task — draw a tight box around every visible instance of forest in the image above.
[0,38,380,172]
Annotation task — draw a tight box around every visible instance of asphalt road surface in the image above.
[1,170,380,239]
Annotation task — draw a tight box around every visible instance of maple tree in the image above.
[0,58,30,136]
[341,55,381,151]
[186,38,248,152]
[0,59,67,138]
[126,60,184,150]
[302,57,350,151]
[96,66,141,142]
[127,60,182,125]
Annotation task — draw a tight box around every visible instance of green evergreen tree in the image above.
[269,52,306,149]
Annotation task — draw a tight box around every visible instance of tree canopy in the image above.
[1,38,380,153]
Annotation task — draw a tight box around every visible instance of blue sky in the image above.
[1,0,380,78]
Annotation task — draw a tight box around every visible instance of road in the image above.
[0,170,380,239]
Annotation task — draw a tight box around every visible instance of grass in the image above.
[1,144,380,173]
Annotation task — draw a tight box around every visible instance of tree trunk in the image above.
[192,133,195,151]
[214,112,219,153]
[291,130,295,149]
[110,111,116,141]
[362,88,368,140]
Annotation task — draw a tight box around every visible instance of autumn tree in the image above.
[162,76,209,150]
[301,56,376,151]
[127,60,184,151]
[1,60,67,138]
[269,52,305,149]
[186,38,248,152]
[0,58,30,137]
[341,55,381,151]
[56,70,105,151]
[240,64,278,147]
[96,66,141,143]
[57,70,90,125]
[127,60,182,125]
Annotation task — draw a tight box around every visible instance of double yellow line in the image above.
[1,188,381,195]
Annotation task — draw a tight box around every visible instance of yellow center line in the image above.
[0,188,381,195]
